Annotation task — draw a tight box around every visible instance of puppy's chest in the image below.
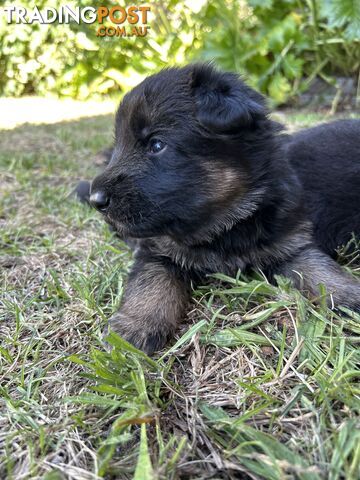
[147,225,313,275]
[149,237,249,274]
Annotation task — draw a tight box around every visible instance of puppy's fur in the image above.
[88,64,360,354]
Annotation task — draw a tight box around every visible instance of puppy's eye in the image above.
[149,138,166,154]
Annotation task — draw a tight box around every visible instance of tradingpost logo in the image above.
[2,4,151,37]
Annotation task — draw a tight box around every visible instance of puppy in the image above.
[87,64,360,354]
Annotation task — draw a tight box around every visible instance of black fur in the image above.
[81,64,359,354]
[286,120,360,255]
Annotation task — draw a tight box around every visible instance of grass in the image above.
[0,105,359,480]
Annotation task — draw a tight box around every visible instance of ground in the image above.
[0,100,359,480]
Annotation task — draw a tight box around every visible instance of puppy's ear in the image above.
[190,63,266,133]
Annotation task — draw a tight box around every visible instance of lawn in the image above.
[0,102,359,480]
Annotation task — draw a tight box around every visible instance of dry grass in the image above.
[0,105,359,480]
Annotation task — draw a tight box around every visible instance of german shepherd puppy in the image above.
[85,64,360,354]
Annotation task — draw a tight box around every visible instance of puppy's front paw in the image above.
[105,312,169,355]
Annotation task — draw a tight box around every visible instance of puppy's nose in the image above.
[89,190,110,212]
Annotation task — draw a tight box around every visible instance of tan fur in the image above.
[205,165,246,202]
[109,259,190,352]
[279,247,360,309]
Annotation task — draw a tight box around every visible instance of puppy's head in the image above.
[90,64,270,242]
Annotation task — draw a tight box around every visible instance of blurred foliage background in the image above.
[0,0,359,105]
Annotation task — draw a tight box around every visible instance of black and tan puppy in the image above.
[87,64,360,354]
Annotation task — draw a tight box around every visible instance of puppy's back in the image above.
[286,119,360,256]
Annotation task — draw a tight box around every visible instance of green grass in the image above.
[0,107,359,480]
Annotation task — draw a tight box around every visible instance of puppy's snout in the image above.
[89,190,110,212]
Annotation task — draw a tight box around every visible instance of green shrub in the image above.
[192,0,360,103]
[0,0,359,104]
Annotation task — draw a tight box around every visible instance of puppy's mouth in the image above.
[96,195,141,227]
[103,210,132,231]
[103,207,161,239]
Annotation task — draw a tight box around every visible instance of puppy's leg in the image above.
[109,253,191,354]
[276,246,360,311]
